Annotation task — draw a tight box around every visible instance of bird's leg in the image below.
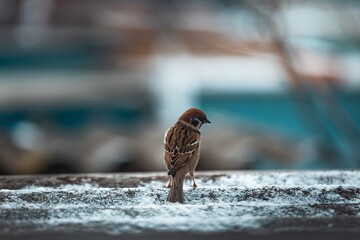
[190,173,197,188]
[166,176,173,188]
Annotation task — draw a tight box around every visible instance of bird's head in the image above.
[178,108,211,129]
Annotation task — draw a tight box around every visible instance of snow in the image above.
[0,171,359,234]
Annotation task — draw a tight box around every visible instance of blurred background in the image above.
[0,0,359,174]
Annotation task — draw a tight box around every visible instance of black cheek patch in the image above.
[191,119,200,126]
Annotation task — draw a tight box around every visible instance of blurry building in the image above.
[0,0,359,174]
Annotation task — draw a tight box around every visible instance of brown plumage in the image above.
[164,108,210,203]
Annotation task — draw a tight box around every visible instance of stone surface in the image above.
[0,171,359,239]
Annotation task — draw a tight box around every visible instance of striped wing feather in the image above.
[164,123,200,175]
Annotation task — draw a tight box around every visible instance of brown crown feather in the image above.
[178,108,208,124]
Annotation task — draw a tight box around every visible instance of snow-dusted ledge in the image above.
[0,171,359,239]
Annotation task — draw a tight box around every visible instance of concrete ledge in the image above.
[0,171,359,239]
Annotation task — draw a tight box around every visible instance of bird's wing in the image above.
[164,123,200,176]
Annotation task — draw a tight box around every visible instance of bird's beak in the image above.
[203,119,211,124]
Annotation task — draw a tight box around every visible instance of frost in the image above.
[0,171,359,234]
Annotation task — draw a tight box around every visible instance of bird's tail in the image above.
[167,173,185,203]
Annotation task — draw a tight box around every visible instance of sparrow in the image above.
[164,108,211,203]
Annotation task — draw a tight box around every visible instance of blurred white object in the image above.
[152,53,285,126]
[11,121,43,150]
[86,136,130,172]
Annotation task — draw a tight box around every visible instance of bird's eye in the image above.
[191,118,200,126]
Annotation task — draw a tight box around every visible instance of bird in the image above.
[164,108,211,203]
